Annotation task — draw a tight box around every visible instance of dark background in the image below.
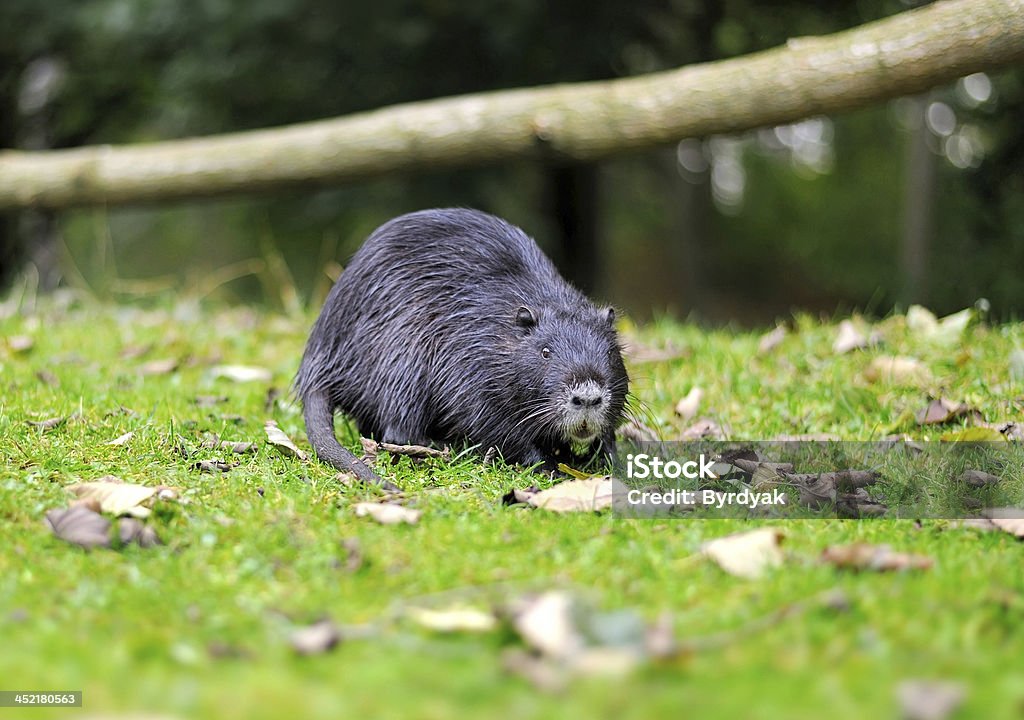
[2,0,1021,324]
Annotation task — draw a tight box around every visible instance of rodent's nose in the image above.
[570,385,604,409]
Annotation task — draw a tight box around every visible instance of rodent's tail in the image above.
[302,390,399,492]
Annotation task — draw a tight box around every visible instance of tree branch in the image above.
[1,0,1022,209]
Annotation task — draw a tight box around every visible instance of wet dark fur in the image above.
[295,208,629,480]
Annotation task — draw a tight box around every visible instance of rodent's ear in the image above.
[515,306,538,329]
[602,307,616,325]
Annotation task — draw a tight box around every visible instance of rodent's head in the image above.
[509,303,628,454]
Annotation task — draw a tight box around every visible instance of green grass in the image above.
[2,297,1024,719]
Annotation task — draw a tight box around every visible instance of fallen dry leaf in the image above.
[35,369,59,387]
[701,528,784,579]
[833,319,879,354]
[916,397,982,426]
[193,459,234,473]
[678,418,728,441]
[290,619,342,656]
[674,387,703,421]
[617,418,660,443]
[960,469,1000,487]
[757,325,787,355]
[66,480,157,518]
[45,506,112,549]
[353,502,421,525]
[117,518,162,547]
[264,421,308,460]
[27,413,75,431]
[212,364,272,383]
[406,606,497,633]
[984,509,1024,538]
[907,305,973,347]
[7,335,34,353]
[896,679,966,720]
[863,356,931,385]
[821,543,933,571]
[105,431,135,446]
[140,357,179,376]
[527,477,617,513]
[511,591,581,659]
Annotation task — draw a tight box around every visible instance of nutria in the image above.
[295,208,629,486]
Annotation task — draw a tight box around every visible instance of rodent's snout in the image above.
[561,378,610,446]
[569,381,604,409]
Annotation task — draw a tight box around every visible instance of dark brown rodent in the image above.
[295,208,629,485]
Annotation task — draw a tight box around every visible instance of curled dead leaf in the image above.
[290,619,342,656]
[264,421,308,461]
[863,356,931,385]
[527,477,618,513]
[674,387,703,421]
[353,502,421,525]
[701,528,785,579]
[821,543,933,571]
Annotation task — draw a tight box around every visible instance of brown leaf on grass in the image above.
[193,459,234,473]
[527,477,618,513]
[510,591,581,659]
[821,543,933,572]
[757,325,787,355]
[194,395,229,407]
[119,343,153,360]
[790,470,880,512]
[701,528,785,579]
[960,469,1000,487]
[833,319,880,354]
[35,369,59,387]
[896,679,966,720]
[290,619,342,656]
[211,364,272,383]
[984,508,1024,538]
[406,606,498,633]
[907,304,973,347]
[678,418,727,441]
[863,356,931,385]
[66,480,157,518]
[264,421,308,460]
[502,486,540,506]
[7,335,35,353]
[674,387,703,421]
[45,506,112,549]
[617,418,659,443]
[622,339,689,364]
[105,431,135,446]
[26,413,77,430]
[200,435,256,454]
[117,518,162,547]
[360,438,449,459]
[916,398,983,426]
[353,502,421,525]
[337,538,364,573]
[140,357,179,376]
[265,387,282,412]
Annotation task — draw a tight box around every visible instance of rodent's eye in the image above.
[541,347,551,359]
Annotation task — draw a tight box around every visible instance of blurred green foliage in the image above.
[1,0,1021,322]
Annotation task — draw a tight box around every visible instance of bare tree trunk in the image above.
[0,0,1020,210]
[545,163,600,293]
[900,95,936,305]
